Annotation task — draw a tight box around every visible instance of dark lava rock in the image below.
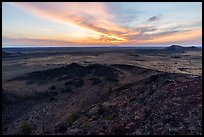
[50,85,57,90]
[62,85,72,92]
[89,78,102,85]
[2,51,11,58]
[55,123,67,133]
[144,73,174,84]
[46,90,59,101]
[111,122,127,135]
[111,64,153,75]
[170,56,181,59]
[66,78,84,88]
[2,91,20,104]
[111,64,137,71]
[13,63,121,84]
[64,73,201,135]
[14,63,85,82]
[87,64,121,82]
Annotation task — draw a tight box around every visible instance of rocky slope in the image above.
[63,73,202,135]
[2,63,202,135]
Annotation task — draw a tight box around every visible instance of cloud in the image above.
[13,2,127,43]
[136,26,157,33]
[124,24,193,42]
[4,3,202,46]
[2,37,75,46]
[125,28,202,45]
[152,30,188,37]
[88,35,126,43]
[2,35,127,46]
[147,15,162,22]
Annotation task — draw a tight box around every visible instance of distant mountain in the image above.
[166,45,185,51]
[166,45,198,51]
[187,46,197,49]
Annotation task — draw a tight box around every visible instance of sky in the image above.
[2,2,202,47]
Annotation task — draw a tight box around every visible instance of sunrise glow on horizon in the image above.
[2,2,202,47]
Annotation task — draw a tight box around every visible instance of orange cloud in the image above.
[13,2,127,43]
[5,3,202,46]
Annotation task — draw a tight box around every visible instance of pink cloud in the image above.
[4,2,202,46]
[13,2,127,42]
[2,37,75,46]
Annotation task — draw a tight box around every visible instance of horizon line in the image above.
[2,45,202,48]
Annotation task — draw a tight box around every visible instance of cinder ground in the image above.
[2,50,202,81]
[2,48,202,135]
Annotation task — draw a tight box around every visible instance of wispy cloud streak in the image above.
[3,2,202,46]
[13,2,128,43]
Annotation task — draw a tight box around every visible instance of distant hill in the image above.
[2,51,11,57]
[166,45,198,51]
[187,46,197,49]
[166,45,185,51]
[2,50,24,58]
